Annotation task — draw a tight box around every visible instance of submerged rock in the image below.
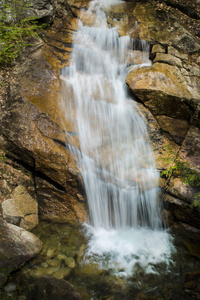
[0,217,42,287]
[46,258,60,268]
[28,275,81,300]
[0,0,199,233]
[184,271,200,294]
[184,239,200,259]
[57,255,76,268]
[29,267,57,278]
[74,263,105,277]
[52,267,71,279]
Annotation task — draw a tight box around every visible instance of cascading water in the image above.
[61,0,174,276]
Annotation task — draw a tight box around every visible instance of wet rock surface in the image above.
[1,91,86,222]
[125,0,200,233]
[3,221,199,300]
[28,275,82,300]
[184,271,200,295]
[0,1,87,224]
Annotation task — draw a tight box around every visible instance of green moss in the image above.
[161,146,200,211]
[0,0,47,65]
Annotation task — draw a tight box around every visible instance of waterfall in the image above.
[61,0,173,276]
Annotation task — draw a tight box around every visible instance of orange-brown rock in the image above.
[135,102,179,172]
[156,116,189,145]
[123,0,200,233]
[126,63,196,121]
[132,2,200,53]
[0,2,87,224]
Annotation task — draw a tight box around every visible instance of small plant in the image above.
[161,146,200,183]
[0,154,6,162]
[160,145,186,179]
[160,145,200,211]
[191,192,200,212]
[0,0,46,65]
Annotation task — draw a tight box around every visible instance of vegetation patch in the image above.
[161,146,200,211]
[0,0,46,65]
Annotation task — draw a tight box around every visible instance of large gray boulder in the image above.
[0,218,42,287]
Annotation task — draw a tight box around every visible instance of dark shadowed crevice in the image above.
[165,0,200,20]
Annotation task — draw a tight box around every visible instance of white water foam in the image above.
[83,224,174,276]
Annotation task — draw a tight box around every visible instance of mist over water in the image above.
[61,0,174,276]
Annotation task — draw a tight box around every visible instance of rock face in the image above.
[29,0,57,23]
[0,1,87,224]
[1,185,38,231]
[159,0,200,21]
[125,0,200,232]
[0,217,42,287]
[0,0,58,25]
[126,62,196,127]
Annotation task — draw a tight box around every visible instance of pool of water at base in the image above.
[2,221,200,300]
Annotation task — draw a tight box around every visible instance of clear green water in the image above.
[1,221,200,299]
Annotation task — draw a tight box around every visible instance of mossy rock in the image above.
[52,267,71,279]
[46,258,61,268]
[57,255,76,268]
[74,262,105,277]
[29,267,57,278]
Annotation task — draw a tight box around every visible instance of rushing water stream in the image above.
[60,0,173,276]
